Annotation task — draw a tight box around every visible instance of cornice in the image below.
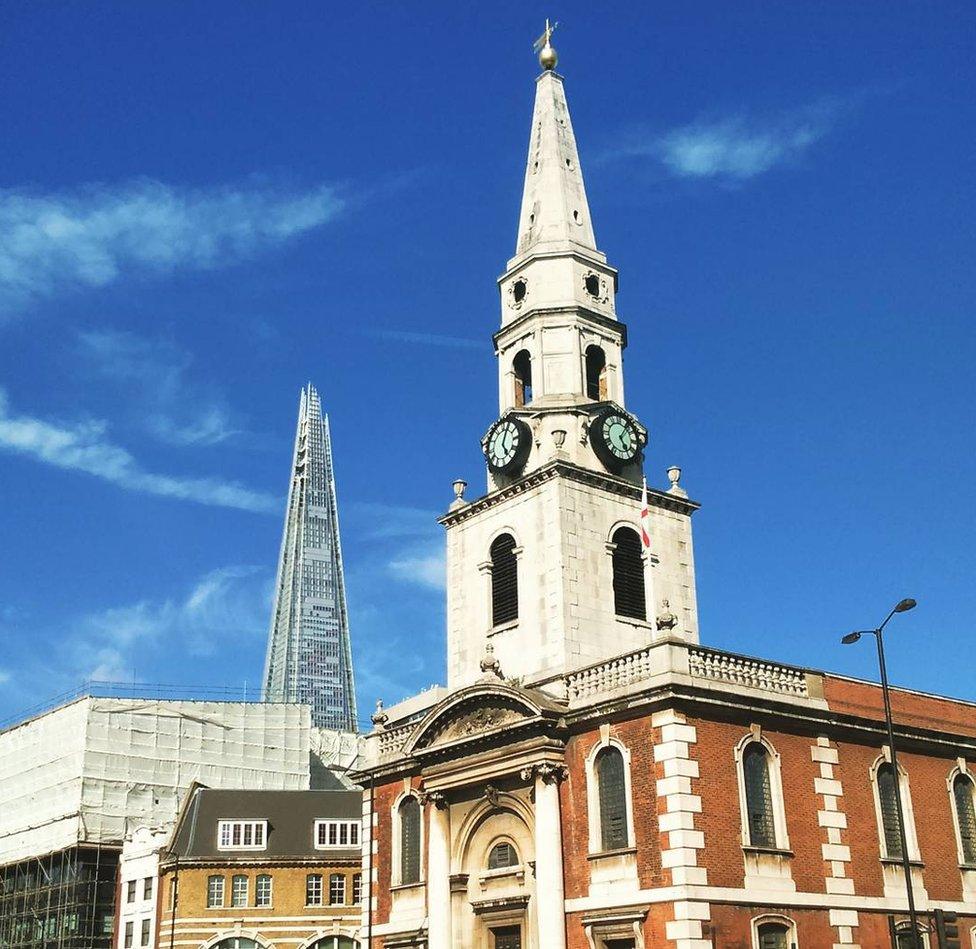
[493,305,627,349]
[157,855,362,871]
[499,247,616,282]
[439,459,699,528]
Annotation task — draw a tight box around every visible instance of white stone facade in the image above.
[117,827,168,949]
[444,465,698,688]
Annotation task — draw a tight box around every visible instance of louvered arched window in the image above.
[596,746,629,852]
[877,763,904,858]
[487,841,518,869]
[490,534,518,626]
[398,796,421,885]
[953,773,976,864]
[743,743,777,848]
[611,527,645,621]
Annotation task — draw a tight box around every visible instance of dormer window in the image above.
[315,819,361,848]
[217,819,267,851]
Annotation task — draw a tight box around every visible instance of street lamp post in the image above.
[841,597,919,949]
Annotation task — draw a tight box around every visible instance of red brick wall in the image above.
[834,739,974,902]
[824,675,976,740]
[561,716,665,899]
[565,903,671,949]
[368,776,424,925]
[692,720,828,892]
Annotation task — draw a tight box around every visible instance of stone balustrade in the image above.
[687,647,809,696]
[376,722,413,758]
[563,642,811,702]
[565,645,657,700]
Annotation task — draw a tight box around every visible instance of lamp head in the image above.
[841,631,862,645]
[894,598,917,613]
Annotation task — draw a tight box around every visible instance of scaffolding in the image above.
[0,845,118,949]
[0,696,313,866]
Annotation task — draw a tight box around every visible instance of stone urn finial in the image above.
[450,478,468,511]
[371,699,389,729]
[479,640,503,680]
[666,465,687,497]
[656,599,679,632]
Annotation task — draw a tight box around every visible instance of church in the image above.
[353,31,976,949]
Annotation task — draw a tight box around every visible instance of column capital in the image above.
[419,789,448,809]
[520,762,569,785]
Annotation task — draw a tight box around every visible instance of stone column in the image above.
[523,763,568,949]
[425,792,451,949]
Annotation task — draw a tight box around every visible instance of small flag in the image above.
[640,477,651,550]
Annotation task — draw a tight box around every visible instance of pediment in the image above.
[406,683,557,755]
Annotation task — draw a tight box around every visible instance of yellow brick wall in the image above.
[159,863,362,947]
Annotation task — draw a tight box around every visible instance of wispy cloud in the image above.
[608,96,854,182]
[76,329,246,448]
[71,566,271,682]
[389,550,446,590]
[0,178,344,314]
[0,669,9,685]
[367,329,482,350]
[0,388,279,513]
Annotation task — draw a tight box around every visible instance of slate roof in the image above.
[166,788,361,862]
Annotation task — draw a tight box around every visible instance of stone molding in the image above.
[438,459,699,528]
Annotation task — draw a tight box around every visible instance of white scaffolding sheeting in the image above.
[0,697,312,865]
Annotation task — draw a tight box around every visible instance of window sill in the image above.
[587,846,637,862]
[488,620,518,637]
[390,880,425,893]
[614,615,652,630]
[880,856,924,868]
[742,845,794,858]
[478,866,525,886]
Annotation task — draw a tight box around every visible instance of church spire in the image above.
[514,38,597,259]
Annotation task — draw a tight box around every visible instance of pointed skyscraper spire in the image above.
[515,35,597,259]
[262,384,357,732]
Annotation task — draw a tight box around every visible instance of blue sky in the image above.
[1,3,974,729]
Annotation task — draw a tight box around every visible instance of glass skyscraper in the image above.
[262,385,357,731]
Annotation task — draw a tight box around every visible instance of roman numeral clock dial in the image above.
[590,408,646,472]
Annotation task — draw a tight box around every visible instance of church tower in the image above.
[442,41,700,689]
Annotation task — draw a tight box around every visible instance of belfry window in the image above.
[743,743,777,848]
[585,345,607,400]
[953,773,976,864]
[513,350,532,406]
[398,796,421,885]
[490,534,518,626]
[877,762,904,858]
[596,746,629,851]
[611,527,645,621]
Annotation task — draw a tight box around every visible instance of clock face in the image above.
[483,417,531,474]
[591,409,644,471]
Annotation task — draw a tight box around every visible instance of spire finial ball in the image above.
[539,43,558,70]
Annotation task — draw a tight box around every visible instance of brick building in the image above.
[159,788,363,949]
[353,32,976,949]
